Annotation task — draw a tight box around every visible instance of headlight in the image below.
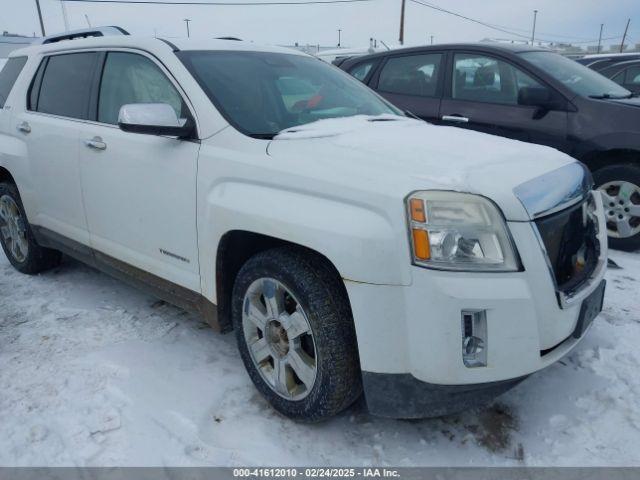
[406,191,521,272]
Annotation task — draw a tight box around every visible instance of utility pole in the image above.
[184,18,191,38]
[531,10,538,46]
[337,28,341,47]
[34,0,46,36]
[597,23,603,54]
[620,18,630,53]
[399,0,406,45]
[430,35,434,45]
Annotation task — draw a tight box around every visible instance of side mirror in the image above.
[518,87,552,108]
[118,103,195,138]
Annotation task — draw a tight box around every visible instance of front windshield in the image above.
[519,51,631,99]
[178,50,401,137]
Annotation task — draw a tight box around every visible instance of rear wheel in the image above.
[232,247,362,422]
[594,164,640,252]
[0,182,61,274]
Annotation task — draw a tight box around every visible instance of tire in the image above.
[232,247,362,422]
[594,164,640,252]
[0,182,62,274]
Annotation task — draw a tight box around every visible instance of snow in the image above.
[1,247,640,467]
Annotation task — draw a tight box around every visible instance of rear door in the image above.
[439,52,569,152]
[368,52,444,123]
[77,50,201,291]
[14,52,99,246]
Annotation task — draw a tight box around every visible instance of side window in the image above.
[625,66,640,86]
[611,70,626,86]
[453,54,544,105]
[98,52,185,125]
[0,56,28,108]
[349,61,376,82]
[378,54,442,97]
[36,52,98,119]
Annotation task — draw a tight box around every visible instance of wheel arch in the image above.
[0,166,16,185]
[215,230,349,333]
[580,148,640,173]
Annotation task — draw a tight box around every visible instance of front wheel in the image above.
[0,182,61,274]
[232,247,362,422]
[594,164,640,252]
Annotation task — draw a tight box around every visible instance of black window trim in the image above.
[372,51,446,99]
[448,49,569,111]
[27,56,48,112]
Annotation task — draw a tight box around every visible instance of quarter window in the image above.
[98,52,185,125]
[453,54,543,105]
[0,57,27,108]
[378,54,442,97]
[349,61,376,82]
[36,52,98,119]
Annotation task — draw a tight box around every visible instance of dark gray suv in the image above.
[339,44,640,250]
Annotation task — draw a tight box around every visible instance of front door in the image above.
[78,50,201,291]
[439,52,569,152]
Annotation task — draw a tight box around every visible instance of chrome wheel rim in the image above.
[242,278,317,401]
[599,181,640,239]
[0,195,29,263]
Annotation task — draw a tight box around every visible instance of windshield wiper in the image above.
[248,133,277,140]
[588,93,630,100]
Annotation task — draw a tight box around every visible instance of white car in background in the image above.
[0,29,607,421]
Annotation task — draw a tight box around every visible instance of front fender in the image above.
[198,179,412,303]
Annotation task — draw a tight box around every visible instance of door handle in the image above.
[85,137,107,151]
[441,115,470,124]
[17,122,31,134]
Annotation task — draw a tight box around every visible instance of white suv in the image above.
[0,31,608,421]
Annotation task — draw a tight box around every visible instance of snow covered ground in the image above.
[1,247,639,467]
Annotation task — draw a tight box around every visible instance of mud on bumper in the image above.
[362,372,527,419]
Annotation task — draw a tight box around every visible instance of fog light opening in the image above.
[461,310,488,368]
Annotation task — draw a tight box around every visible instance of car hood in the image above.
[267,115,580,221]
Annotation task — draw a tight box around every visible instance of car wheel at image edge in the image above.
[232,247,362,422]
[0,182,62,274]
[594,164,640,251]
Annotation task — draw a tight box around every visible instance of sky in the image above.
[1,0,639,50]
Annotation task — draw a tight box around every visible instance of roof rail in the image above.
[40,26,129,44]
[216,37,242,41]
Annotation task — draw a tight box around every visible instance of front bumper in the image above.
[345,216,607,418]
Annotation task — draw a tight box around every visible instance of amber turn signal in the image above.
[412,229,431,260]
[409,198,426,223]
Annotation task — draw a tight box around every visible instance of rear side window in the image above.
[0,57,27,108]
[35,52,98,119]
[378,54,442,97]
[349,60,376,82]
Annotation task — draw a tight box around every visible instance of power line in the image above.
[408,0,625,46]
[407,0,531,40]
[62,0,374,5]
